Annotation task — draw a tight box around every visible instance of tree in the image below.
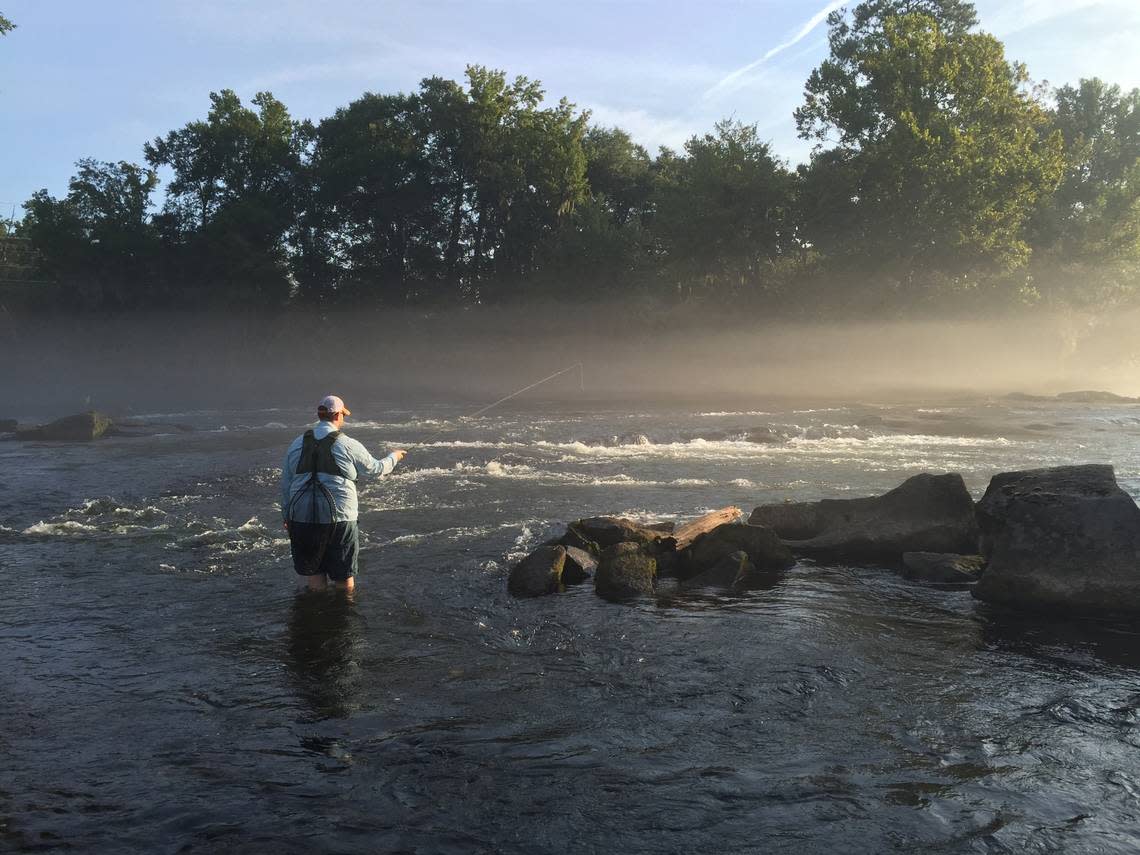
[145,90,311,304]
[0,13,15,36]
[305,68,589,304]
[533,126,655,297]
[795,1,1064,298]
[458,66,589,298]
[307,90,442,303]
[1035,78,1140,260]
[22,160,160,306]
[652,120,795,300]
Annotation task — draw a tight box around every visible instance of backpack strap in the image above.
[296,429,348,477]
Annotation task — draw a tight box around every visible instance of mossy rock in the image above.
[595,542,656,600]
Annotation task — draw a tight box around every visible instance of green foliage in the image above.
[796,3,1065,299]
[653,120,795,300]
[13,33,1139,317]
[1034,79,1140,262]
[144,90,311,304]
[0,12,14,36]
[307,66,589,304]
[21,160,160,306]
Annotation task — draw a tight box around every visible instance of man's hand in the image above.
[392,449,407,462]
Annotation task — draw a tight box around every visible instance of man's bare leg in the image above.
[306,574,328,591]
[335,576,355,592]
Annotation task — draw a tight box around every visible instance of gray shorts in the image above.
[288,521,359,581]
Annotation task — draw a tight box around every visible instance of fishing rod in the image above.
[409,361,585,449]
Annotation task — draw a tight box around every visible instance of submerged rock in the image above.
[901,552,985,584]
[508,545,566,598]
[595,542,656,599]
[743,427,786,444]
[749,473,978,563]
[973,464,1140,614]
[1055,390,1140,404]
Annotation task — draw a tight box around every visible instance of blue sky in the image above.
[2,0,1139,217]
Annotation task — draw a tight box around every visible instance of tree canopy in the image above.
[14,1,1140,316]
[796,1,1064,294]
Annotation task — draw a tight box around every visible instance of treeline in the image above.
[8,0,1140,316]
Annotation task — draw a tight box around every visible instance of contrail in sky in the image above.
[702,0,844,100]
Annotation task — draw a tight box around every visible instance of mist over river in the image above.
[5,396,1140,853]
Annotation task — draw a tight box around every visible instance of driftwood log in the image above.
[671,506,743,550]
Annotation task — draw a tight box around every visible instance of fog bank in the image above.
[3,302,1139,420]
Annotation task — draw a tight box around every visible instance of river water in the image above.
[4,397,1140,853]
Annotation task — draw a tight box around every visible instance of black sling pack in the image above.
[289,430,348,523]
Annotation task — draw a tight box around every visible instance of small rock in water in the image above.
[595,542,656,600]
[901,552,985,584]
[561,546,597,584]
[567,516,672,550]
[508,545,566,598]
[681,522,794,575]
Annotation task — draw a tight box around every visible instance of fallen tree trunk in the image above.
[671,506,743,551]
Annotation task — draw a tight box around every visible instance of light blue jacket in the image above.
[280,421,399,523]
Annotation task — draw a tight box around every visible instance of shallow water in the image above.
[4,398,1140,853]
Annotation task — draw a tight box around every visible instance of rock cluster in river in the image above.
[2,411,195,441]
[509,464,1140,617]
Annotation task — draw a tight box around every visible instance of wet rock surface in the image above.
[750,473,979,563]
[595,542,656,599]
[561,546,597,584]
[901,552,985,584]
[680,522,794,578]
[508,545,566,597]
[973,464,1140,614]
[22,411,114,441]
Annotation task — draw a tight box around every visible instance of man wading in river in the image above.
[281,395,406,592]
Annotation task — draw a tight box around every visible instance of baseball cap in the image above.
[317,395,351,417]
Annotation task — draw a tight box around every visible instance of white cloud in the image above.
[981,0,1118,37]
[582,104,703,153]
[702,0,843,101]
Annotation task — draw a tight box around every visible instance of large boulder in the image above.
[749,473,978,563]
[508,545,566,597]
[26,411,113,441]
[901,552,985,584]
[680,522,795,577]
[973,465,1140,613]
[595,542,656,599]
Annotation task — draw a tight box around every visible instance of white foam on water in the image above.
[393,461,666,488]
[380,518,542,548]
[23,520,100,536]
[697,411,772,417]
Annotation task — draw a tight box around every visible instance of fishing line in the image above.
[411,361,585,449]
